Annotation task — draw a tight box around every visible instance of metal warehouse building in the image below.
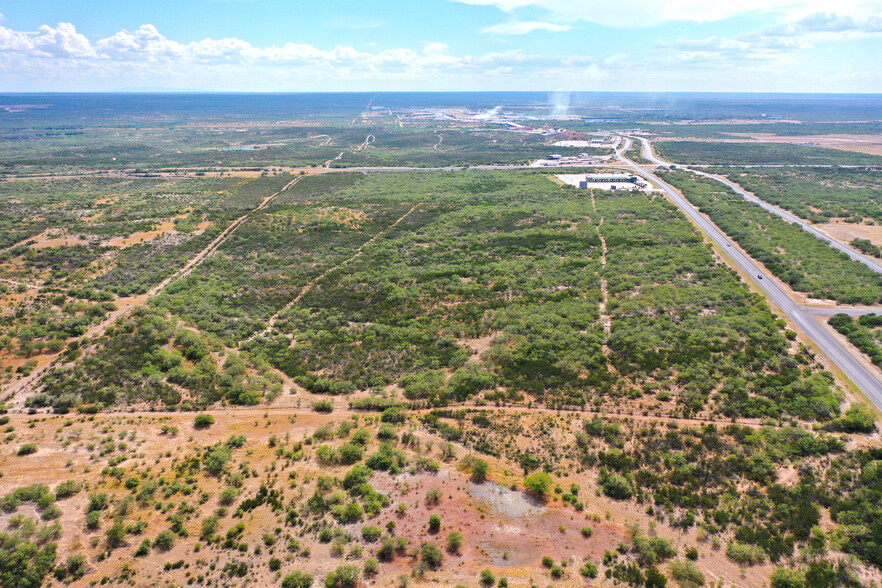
[578,173,648,191]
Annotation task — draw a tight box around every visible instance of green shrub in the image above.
[420,542,443,569]
[203,445,232,477]
[200,515,219,540]
[338,443,363,465]
[350,429,370,446]
[580,562,598,578]
[17,444,38,456]
[0,534,57,587]
[523,472,552,499]
[824,404,876,433]
[428,514,441,533]
[105,523,127,549]
[282,570,314,588]
[645,568,668,587]
[380,407,408,424]
[376,423,397,441]
[85,510,101,530]
[446,531,463,553]
[377,537,395,561]
[342,465,372,489]
[87,492,110,512]
[361,526,382,543]
[40,504,62,520]
[480,569,495,586]
[725,542,767,566]
[55,554,86,581]
[324,565,359,588]
[331,501,364,524]
[194,414,215,429]
[633,535,677,565]
[600,473,633,500]
[363,557,379,575]
[425,487,443,505]
[153,529,176,551]
[134,538,151,556]
[669,560,705,587]
[219,486,239,506]
[771,568,806,588]
[312,400,334,413]
[471,458,489,483]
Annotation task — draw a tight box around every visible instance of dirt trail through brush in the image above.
[2,177,303,405]
[323,152,344,168]
[253,202,423,339]
[356,134,375,152]
[60,403,780,440]
[597,218,613,344]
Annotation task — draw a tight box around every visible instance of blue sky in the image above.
[1,0,881,92]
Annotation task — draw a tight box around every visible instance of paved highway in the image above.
[619,138,882,407]
[635,138,882,274]
[692,170,882,274]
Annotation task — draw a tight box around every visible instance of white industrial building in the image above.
[556,172,649,191]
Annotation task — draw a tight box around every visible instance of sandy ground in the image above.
[652,119,804,126]
[2,404,870,588]
[725,132,882,156]
[457,333,498,362]
[819,223,882,247]
[0,408,630,587]
[28,230,92,250]
[2,178,302,408]
[25,215,213,252]
[657,133,882,156]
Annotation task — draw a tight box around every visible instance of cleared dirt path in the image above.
[597,218,613,349]
[61,400,775,432]
[0,277,41,290]
[323,152,344,168]
[356,134,375,152]
[253,202,424,339]
[2,177,303,406]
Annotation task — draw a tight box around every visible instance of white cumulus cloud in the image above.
[0,16,880,92]
[0,22,94,57]
[33,23,95,57]
[0,20,603,90]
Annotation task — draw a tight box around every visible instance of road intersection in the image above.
[618,137,882,408]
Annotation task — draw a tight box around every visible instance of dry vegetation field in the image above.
[1,97,881,588]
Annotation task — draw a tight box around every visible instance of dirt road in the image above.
[2,176,303,406]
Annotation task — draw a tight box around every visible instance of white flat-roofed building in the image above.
[556,172,650,191]
[581,173,637,184]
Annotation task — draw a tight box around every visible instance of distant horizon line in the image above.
[1,90,882,97]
